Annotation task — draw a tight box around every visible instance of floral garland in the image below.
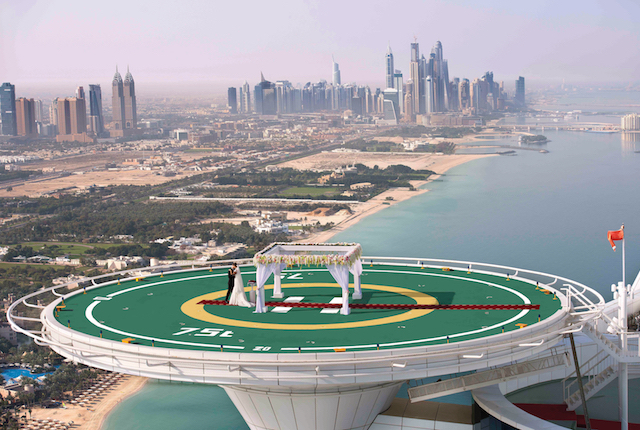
[253,243,362,267]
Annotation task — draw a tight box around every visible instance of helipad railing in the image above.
[364,256,605,316]
[5,257,605,385]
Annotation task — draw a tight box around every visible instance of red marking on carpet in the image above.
[196,300,539,310]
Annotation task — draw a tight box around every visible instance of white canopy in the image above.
[252,243,363,315]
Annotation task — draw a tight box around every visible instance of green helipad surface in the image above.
[54,264,562,353]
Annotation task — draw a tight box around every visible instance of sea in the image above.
[101,91,640,430]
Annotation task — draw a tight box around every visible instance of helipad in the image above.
[53,264,561,353]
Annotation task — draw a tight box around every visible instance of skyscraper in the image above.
[382,89,400,124]
[242,81,251,113]
[332,56,341,86]
[111,67,125,134]
[88,85,104,136]
[50,99,59,127]
[410,42,420,115]
[459,79,470,110]
[515,76,525,106]
[34,99,44,122]
[111,66,138,137]
[254,73,276,115]
[404,81,414,122]
[385,45,394,89]
[123,67,137,129]
[56,97,92,142]
[0,83,17,136]
[424,76,435,114]
[228,87,238,114]
[393,71,403,114]
[16,98,37,137]
[76,86,85,100]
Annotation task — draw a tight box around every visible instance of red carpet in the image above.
[197,300,539,310]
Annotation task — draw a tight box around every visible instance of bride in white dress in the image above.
[229,265,252,307]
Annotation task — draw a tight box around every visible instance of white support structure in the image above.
[8,256,611,430]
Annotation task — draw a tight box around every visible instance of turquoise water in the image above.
[102,127,640,429]
[335,130,640,298]
[101,380,247,430]
[2,367,56,380]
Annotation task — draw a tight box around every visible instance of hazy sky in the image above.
[1,0,639,97]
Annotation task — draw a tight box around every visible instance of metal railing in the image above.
[5,256,607,384]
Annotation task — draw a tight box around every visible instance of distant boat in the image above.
[585,129,617,134]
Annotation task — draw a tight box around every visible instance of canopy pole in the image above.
[273,266,283,299]
[353,272,362,299]
[341,289,350,315]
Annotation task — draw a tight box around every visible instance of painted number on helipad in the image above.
[253,346,272,351]
[172,327,234,337]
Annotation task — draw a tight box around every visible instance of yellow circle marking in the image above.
[181,283,438,330]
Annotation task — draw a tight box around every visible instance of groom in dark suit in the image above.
[225,263,237,302]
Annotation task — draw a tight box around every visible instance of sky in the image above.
[1,0,640,98]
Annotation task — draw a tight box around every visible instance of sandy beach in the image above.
[298,153,495,243]
[26,375,147,430]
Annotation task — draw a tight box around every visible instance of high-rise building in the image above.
[385,45,394,89]
[459,79,470,110]
[449,78,460,112]
[332,56,341,86]
[111,67,125,134]
[424,76,435,114]
[50,99,59,127]
[621,113,640,131]
[111,66,138,137]
[404,81,414,122]
[515,77,525,106]
[16,98,37,137]
[242,81,251,113]
[0,82,17,136]
[254,73,277,115]
[56,97,92,142]
[88,85,104,136]
[410,42,420,114]
[123,68,137,129]
[382,89,400,124]
[34,99,44,122]
[228,87,238,114]
[393,71,403,114]
[76,86,85,100]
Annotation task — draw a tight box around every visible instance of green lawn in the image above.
[2,242,146,258]
[278,186,341,197]
[0,261,69,269]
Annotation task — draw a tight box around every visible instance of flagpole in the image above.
[622,224,625,288]
[619,224,628,430]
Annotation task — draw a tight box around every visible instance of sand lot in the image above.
[0,170,198,198]
[279,151,491,174]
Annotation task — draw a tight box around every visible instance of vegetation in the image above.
[377,125,476,139]
[0,170,33,184]
[519,134,548,143]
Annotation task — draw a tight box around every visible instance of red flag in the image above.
[607,227,624,251]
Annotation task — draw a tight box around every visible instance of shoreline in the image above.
[28,375,147,430]
[299,153,495,243]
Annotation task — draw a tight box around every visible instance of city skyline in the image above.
[2,0,640,98]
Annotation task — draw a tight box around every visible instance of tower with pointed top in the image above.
[332,56,341,86]
[111,67,125,134]
[111,66,137,137]
[385,45,394,89]
[123,67,137,130]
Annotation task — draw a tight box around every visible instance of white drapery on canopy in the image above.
[252,243,363,315]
